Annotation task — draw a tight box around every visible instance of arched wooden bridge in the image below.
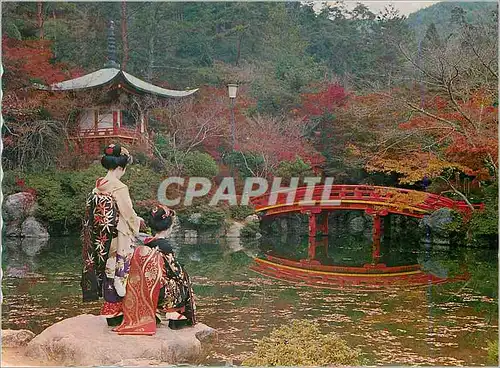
[250,185,483,239]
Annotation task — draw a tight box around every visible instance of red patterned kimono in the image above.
[113,246,165,335]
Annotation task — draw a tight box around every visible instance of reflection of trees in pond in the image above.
[258,234,422,267]
[176,242,254,281]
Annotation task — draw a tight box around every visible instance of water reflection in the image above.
[1,234,497,366]
[252,236,470,290]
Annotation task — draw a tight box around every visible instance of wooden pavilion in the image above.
[40,21,198,155]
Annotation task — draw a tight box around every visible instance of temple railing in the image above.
[250,184,483,218]
[70,127,142,139]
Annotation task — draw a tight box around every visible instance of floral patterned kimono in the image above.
[112,237,196,335]
[81,176,141,320]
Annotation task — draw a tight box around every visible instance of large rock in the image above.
[3,192,36,222]
[21,217,49,239]
[26,314,217,366]
[3,237,49,264]
[244,214,260,223]
[3,193,49,239]
[2,329,36,347]
[420,208,454,234]
[419,208,454,245]
[4,220,22,237]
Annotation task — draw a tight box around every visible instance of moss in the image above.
[242,320,360,366]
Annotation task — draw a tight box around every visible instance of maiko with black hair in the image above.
[112,205,197,334]
[81,143,145,327]
[101,143,132,170]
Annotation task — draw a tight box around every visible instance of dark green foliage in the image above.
[223,151,265,178]
[6,163,162,235]
[275,158,313,180]
[177,205,226,231]
[181,151,219,178]
[228,205,254,221]
[2,169,24,196]
[121,164,164,202]
[240,221,260,238]
[22,164,104,234]
[406,1,498,39]
[469,182,498,247]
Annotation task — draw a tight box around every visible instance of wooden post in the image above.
[113,111,118,134]
[308,213,317,238]
[373,214,382,241]
[372,237,381,264]
[94,109,99,134]
[318,212,329,236]
[308,237,316,259]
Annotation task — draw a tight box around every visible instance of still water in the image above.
[2,230,498,366]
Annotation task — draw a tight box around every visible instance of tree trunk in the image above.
[236,34,243,66]
[36,1,44,39]
[121,0,129,70]
[147,7,159,81]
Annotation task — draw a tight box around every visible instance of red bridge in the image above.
[250,185,483,239]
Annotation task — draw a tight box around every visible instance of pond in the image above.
[2,228,498,366]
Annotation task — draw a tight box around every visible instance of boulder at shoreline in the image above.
[24,314,217,366]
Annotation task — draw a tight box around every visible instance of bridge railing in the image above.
[250,184,482,214]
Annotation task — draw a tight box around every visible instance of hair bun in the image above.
[104,144,122,157]
[150,205,175,232]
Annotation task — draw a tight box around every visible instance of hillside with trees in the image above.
[2,1,497,245]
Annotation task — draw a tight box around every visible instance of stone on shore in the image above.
[25,314,217,366]
[21,216,50,239]
[2,329,36,347]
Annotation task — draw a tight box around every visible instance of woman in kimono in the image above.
[81,143,144,326]
[113,205,196,335]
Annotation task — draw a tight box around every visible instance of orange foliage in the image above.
[352,89,498,184]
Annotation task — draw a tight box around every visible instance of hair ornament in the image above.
[120,147,130,157]
[105,145,115,155]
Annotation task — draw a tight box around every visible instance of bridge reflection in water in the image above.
[250,237,470,290]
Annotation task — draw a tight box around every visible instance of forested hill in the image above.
[2,1,496,114]
[406,1,498,38]
[3,2,498,245]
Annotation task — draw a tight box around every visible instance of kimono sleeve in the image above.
[114,185,141,236]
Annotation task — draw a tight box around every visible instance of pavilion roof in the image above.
[42,67,198,98]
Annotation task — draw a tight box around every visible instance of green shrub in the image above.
[177,205,226,231]
[223,151,265,178]
[469,182,498,247]
[240,221,260,238]
[242,320,360,366]
[2,169,24,196]
[275,158,314,179]
[122,164,164,202]
[487,339,498,365]
[198,207,226,230]
[182,151,218,178]
[229,205,254,220]
[14,163,161,235]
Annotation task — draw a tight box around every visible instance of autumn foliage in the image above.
[2,36,83,88]
[364,90,498,184]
